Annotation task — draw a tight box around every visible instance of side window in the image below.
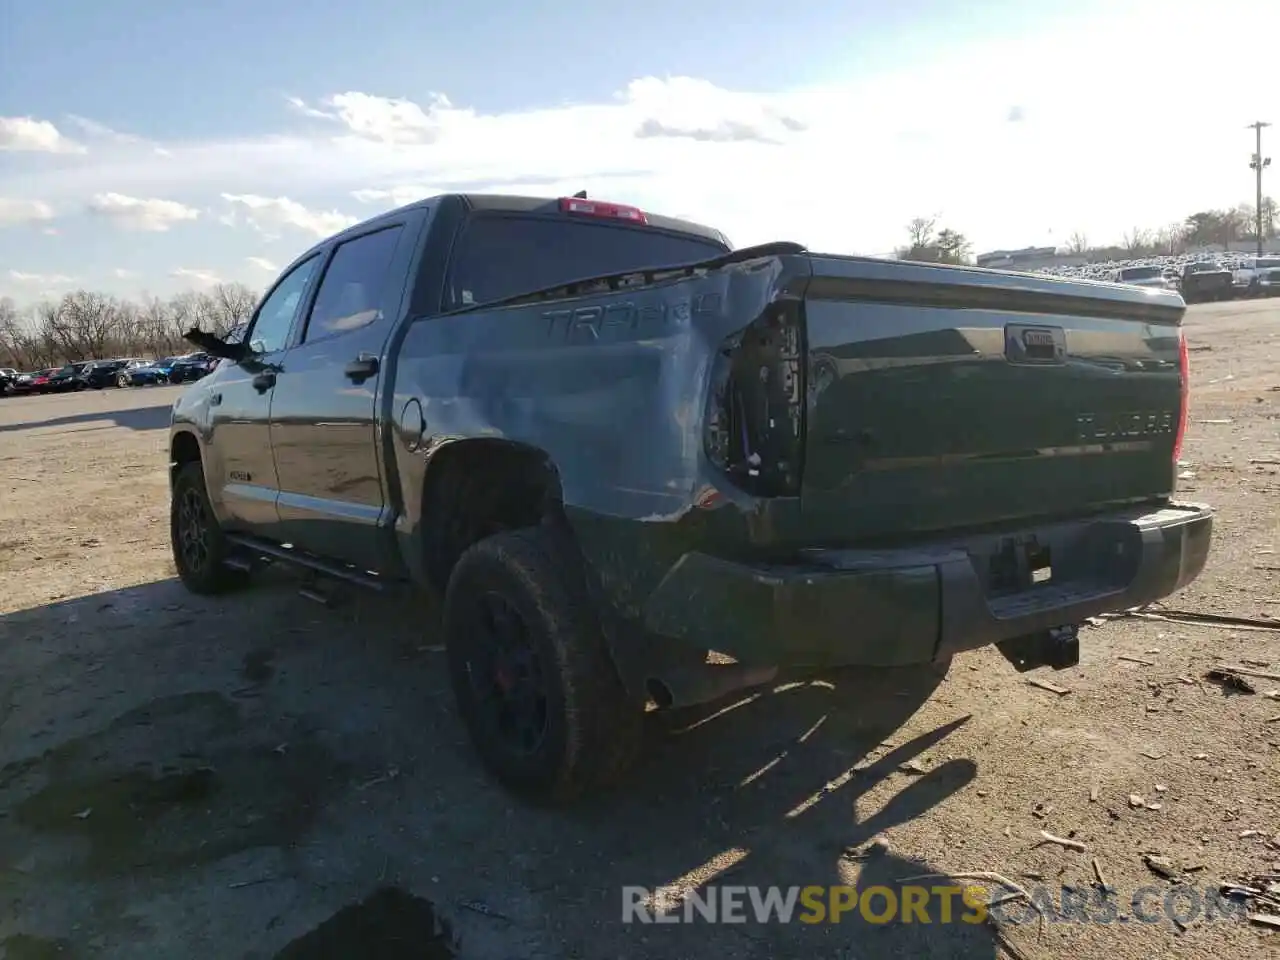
[301,226,403,342]
[247,255,321,354]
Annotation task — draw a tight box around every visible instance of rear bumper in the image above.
[641,501,1213,668]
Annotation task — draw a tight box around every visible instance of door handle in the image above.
[344,353,380,384]
[251,371,276,393]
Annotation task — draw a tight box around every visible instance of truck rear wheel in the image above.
[443,526,642,804]
[170,461,247,595]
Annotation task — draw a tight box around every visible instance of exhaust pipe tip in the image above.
[645,677,674,710]
[645,664,779,711]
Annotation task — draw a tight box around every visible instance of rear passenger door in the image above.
[267,214,422,571]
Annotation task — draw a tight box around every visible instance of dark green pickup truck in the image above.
[171,193,1212,804]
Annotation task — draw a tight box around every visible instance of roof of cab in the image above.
[295,192,728,261]
[457,193,728,244]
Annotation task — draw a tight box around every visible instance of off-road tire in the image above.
[443,526,643,805]
[170,461,248,595]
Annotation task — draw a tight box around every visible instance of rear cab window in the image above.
[442,211,730,310]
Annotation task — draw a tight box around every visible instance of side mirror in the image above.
[183,326,249,362]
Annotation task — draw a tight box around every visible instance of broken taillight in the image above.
[1173,327,1189,464]
[703,302,805,497]
[557,196,647,224]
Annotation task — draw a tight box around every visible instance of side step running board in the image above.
[223,533,387,592]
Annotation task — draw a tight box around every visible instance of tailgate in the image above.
[797,256,1186,540]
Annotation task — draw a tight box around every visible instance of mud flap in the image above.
[995,624,1081,672]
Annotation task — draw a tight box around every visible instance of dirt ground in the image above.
[0,301,1277,960]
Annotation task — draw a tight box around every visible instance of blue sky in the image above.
[3,0,1278,302]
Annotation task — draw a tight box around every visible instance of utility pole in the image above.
[1248,121,1272,256]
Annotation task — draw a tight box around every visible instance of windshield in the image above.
[1119,266,1161,280]
[1188,262,1221,273]
[1257,258,1280,269]
[443,214,729,309]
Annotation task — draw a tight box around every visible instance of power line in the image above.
[1248,121,1271,256]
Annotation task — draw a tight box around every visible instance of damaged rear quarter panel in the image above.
[388,254,808,615]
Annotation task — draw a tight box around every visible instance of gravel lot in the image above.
[1,301,1277,960]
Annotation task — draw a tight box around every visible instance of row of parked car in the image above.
[0,353,217,396]
[1039,253,1280,302]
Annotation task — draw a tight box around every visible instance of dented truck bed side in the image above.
[387,244,1211,689]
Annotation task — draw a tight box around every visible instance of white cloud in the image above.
[0,116,84,154]
[245,256,278,272]
[351,185,435,207]
[65,115,142,145]
[112,268,138,279]
[9,269,76,284]
[170,267,221,287]
[66,114,175,159]
[289,91,470,145]
[0,197,55,226]
[3,3,1280,262]
[628,77,806,144]
[220,193,357,239]
[87,193,200,231]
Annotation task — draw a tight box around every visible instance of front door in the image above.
[268,218,418,570]
[205,254,322,533]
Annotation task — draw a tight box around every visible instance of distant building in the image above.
[975,246,1086,270]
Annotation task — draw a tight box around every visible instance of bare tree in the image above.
[897,217,971,264]
[1122,227,1151,253]
[1067,231,1090,255]
[0,285,263,370]
[1154,223,1188,255]
[1218,208,1244,249]
[32,301,66,365]
[906,216,938,250]
[0,297,22,367]
[934,228,973,265]
[58,291,122,359]
[134,296,172,357]
[1237,198,1279,240]
[209,283,258,334]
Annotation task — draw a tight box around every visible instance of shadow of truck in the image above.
[0,576,998,960]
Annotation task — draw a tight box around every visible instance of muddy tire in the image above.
[443,526,642,804]
[170,461,247,595]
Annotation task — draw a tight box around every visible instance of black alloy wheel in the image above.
[176,484,212,577]
[169,462,248,594]
[459,589,550,756]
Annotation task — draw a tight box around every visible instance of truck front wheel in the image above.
[443,527,642,804]
[170,462,247,594]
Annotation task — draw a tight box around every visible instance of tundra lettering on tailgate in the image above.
[1076,410,1174,443]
